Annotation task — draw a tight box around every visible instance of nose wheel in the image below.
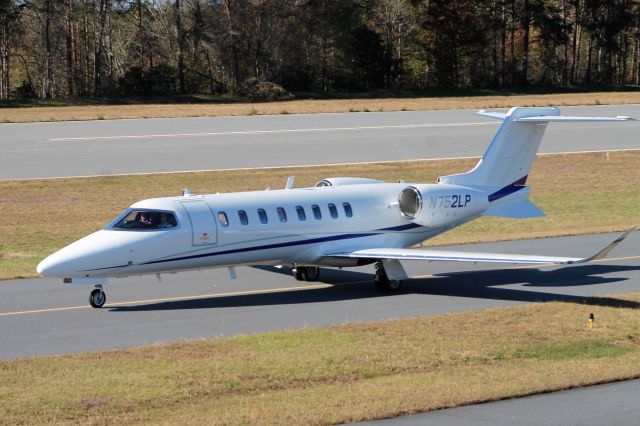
[89,286,106,308]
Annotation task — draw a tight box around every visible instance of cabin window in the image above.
[277,207,287,223]
[258,208,268,224]
[218,212,229,227]
[238,210,249,226]
[343,202,353,217]
[296,206,306,221]
[113,210,177,230]
[328,203,338,218]
[311,204,322,220]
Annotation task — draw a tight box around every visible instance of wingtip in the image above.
[585,226,636,263]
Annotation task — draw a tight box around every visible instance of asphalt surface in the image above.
[358,379,640,425]
[1,231,638,360]
[2,104,640,179]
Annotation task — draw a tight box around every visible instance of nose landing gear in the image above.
[89,286,106,308]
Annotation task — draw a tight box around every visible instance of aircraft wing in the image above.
[325,227,635,265]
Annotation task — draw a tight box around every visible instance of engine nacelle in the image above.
[315,177,385,187]
[398,184,488,227]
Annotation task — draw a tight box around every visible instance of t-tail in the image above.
[438,107,631,219]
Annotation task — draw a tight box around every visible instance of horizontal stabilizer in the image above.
[483,199,545,219]
[513,115,632,122]
[325,227,635,265]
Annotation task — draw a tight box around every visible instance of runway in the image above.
[359,379,640,425]
[1,231,638,360]
[2,104,639,180]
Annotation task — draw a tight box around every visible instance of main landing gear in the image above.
[293,266,320,282]
[89,285,106,308]
[374,260,402,292]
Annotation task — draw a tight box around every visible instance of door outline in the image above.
[180,200,218,246]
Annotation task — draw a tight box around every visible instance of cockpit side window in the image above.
[113,210,177,230]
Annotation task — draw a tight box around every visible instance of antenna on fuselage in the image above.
[182,188,193,196]
[285,176,295,190]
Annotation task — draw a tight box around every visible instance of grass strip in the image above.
[0,91,639,122]
[1,150,638,280]
[2,295,640,424]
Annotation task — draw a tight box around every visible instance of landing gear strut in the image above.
[293,266,320,282]
[374,260,402,292]
[89,285,106,308]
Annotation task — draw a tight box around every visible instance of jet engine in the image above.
[398,184,489,227]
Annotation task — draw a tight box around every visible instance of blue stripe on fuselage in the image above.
[141,231,380,265]
[141,223,424,267]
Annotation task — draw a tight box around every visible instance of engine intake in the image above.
[398,186,422,218]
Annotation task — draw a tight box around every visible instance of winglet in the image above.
[571,226,637,264]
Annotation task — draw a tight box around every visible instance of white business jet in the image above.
[37,107,635,308]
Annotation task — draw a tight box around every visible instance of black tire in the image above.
[304,266,320,282]
[374,262,389,291]
[294,266,320,282]
[89,288,106,308]
[387,279,402,291]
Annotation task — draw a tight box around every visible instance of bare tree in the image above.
[174,0,185,93]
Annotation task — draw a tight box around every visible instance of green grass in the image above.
[513,339,633,361]
[3,297,640,424]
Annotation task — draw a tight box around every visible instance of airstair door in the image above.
[180,200,218,246]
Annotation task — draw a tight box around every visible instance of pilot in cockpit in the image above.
[138,212,153,226]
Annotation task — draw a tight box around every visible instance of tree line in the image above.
[0,0,639,101]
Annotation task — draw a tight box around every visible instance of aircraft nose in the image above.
[37,252,70,277]
[36,258,49,275]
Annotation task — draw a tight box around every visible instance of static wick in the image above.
[588,312,595,329]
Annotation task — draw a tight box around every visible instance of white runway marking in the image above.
[4,148,639,182]
[47,122,498,142]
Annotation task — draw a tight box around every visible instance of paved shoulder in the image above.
[357,379,640,426]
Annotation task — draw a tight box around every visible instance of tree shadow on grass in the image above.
[109,263,640,312]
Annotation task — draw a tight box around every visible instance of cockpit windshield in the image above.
[113,210,177,230]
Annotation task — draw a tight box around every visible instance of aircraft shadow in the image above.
[109,263,640,312]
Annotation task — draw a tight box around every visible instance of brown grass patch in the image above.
[2,295,640,424]
[0,150,638,280]
[1,92,639,122]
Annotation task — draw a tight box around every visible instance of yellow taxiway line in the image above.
[0,283,337,318]
[0,254,638,318]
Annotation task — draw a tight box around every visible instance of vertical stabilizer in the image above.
[439,107,556,187]
[439,107,631,189]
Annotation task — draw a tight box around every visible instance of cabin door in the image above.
[180,200,218,246]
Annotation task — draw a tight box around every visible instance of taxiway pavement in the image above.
[358,379,640,426]
[1,231,638,360]
[2,104,639,180]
